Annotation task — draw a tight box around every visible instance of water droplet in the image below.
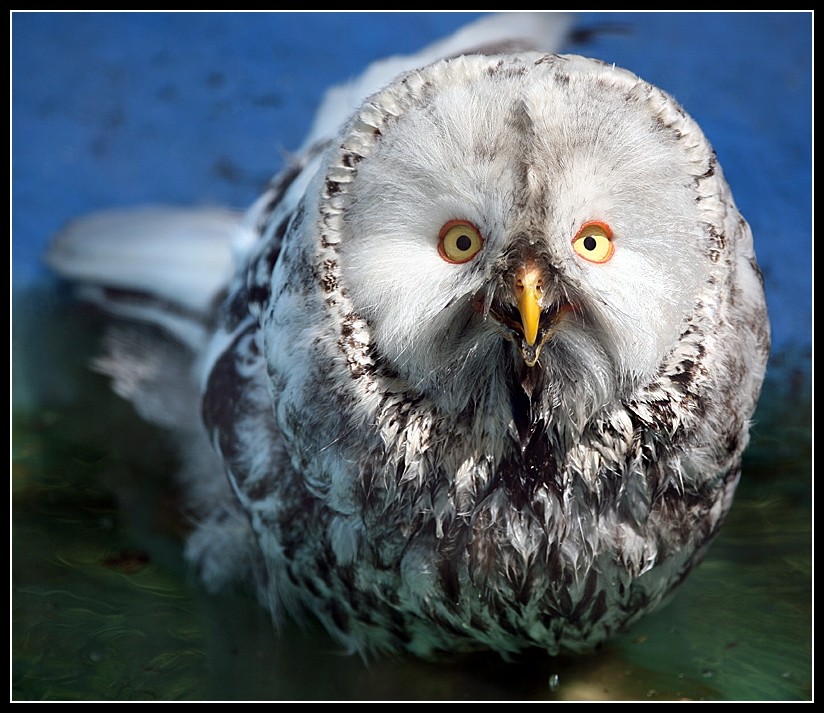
[89,650,104,663]
[548,673,560,691]
[701,668,715,679]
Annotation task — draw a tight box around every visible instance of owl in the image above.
[48,13,770,658]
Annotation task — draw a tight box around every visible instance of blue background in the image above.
[11,11,812,358]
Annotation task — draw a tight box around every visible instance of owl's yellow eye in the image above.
[438,220,484,264]
[571,221,614,264]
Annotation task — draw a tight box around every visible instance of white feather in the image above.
[47,206,248,342]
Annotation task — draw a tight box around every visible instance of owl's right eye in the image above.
[438,220,484,264]
[572,221,614,264]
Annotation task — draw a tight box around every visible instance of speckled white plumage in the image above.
[48,13,769,659]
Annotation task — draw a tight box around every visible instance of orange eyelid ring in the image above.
[438,219,485,264]
[572,220,615,264]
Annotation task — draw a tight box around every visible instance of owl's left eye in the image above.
[438,220,484,264]
[572,221,614,264]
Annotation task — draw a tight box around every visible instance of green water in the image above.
[11,294,812,701]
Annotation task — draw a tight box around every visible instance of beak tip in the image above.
[520,344,541,367]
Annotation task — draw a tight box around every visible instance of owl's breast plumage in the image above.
[202,248,743,656]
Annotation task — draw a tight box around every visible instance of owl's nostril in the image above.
[515,274,544,295]
[513,265,544,296]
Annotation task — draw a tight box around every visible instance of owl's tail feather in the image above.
[46,205,249,351]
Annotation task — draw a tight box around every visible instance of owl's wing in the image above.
[301,12,573,150]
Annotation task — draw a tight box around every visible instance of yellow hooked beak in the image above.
[514,264,543,347]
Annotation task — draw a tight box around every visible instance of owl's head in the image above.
[311,53,757,422]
